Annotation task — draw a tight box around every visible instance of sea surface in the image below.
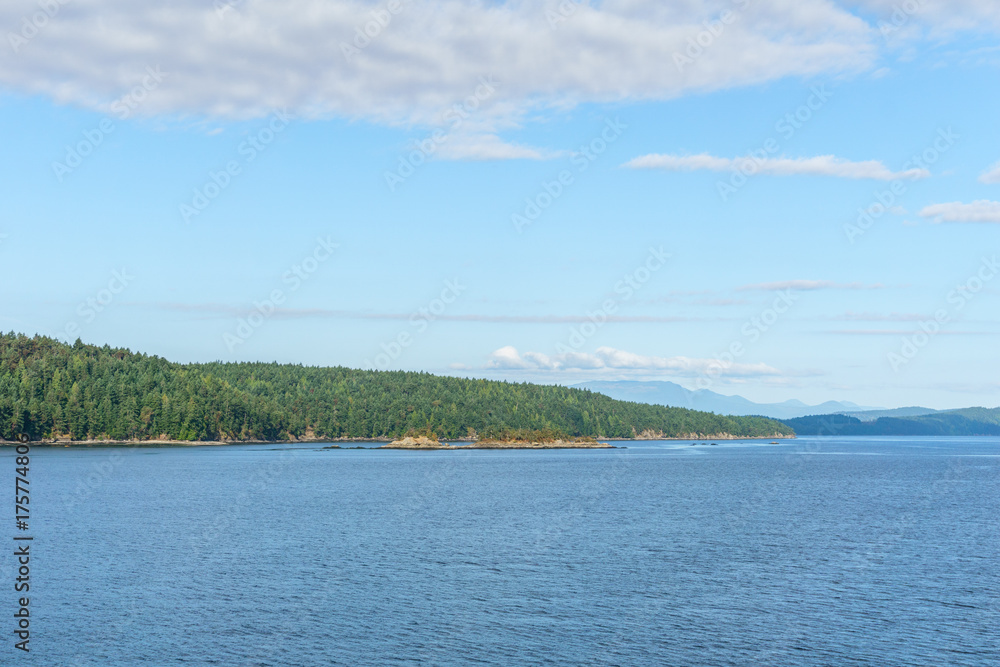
[8,437,1000,666]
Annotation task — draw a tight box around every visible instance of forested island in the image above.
[782,409,1000,436]
[0,333,793,443]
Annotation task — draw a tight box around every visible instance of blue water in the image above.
[7,437,1000,665]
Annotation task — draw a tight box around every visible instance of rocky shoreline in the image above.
[380,436,614,450]
[1,433,793,448]
[0,436,392,447]
[626,430,794,441]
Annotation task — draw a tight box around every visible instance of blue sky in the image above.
[1,0,998,409]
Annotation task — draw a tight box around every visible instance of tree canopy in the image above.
[782,410,1000,436]
[0,333,793,442]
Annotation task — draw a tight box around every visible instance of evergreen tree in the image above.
[0,332,794,442]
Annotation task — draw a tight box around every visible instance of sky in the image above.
[0,0,998,410]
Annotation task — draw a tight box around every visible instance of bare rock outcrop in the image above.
[381,436,455,449]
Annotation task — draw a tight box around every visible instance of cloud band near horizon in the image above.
[623,153,930,180]
[487,345,783,378]
[920,200,1000,224]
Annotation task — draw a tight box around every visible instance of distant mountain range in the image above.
[572,381,882,420]
[572,381,1000,436]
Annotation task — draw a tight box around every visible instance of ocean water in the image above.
[8,437,999,666]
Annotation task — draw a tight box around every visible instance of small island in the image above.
[468,436,612,449]
[380,436,459,450]
[381,429,613,450]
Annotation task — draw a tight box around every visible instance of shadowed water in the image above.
[13,437,1000,665]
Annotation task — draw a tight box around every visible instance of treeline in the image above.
[782,410,1000,436]
[0,333,793,442]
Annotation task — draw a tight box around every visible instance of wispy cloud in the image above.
[636,292,748,307]
[919,200,1000,224]
[486,346,782,378]
[830,311,930,322]
[146,302,704,324]
[668,290,714,297]
[736,280,884,292]
[622,153,929,180]
[978,162,1000,184]
[434,134,561,161]
[691,298,750,307]
[824,329,989,336]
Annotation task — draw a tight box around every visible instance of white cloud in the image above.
[487,346,782,378]
[5,1,995,164]
[979,161,1000,184]
[434,133,560,161]
[856,0,1000,35]
[0,0,875,134]
[919,200,1000,223]
[623,153,929,180]
[737,280,884,291]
